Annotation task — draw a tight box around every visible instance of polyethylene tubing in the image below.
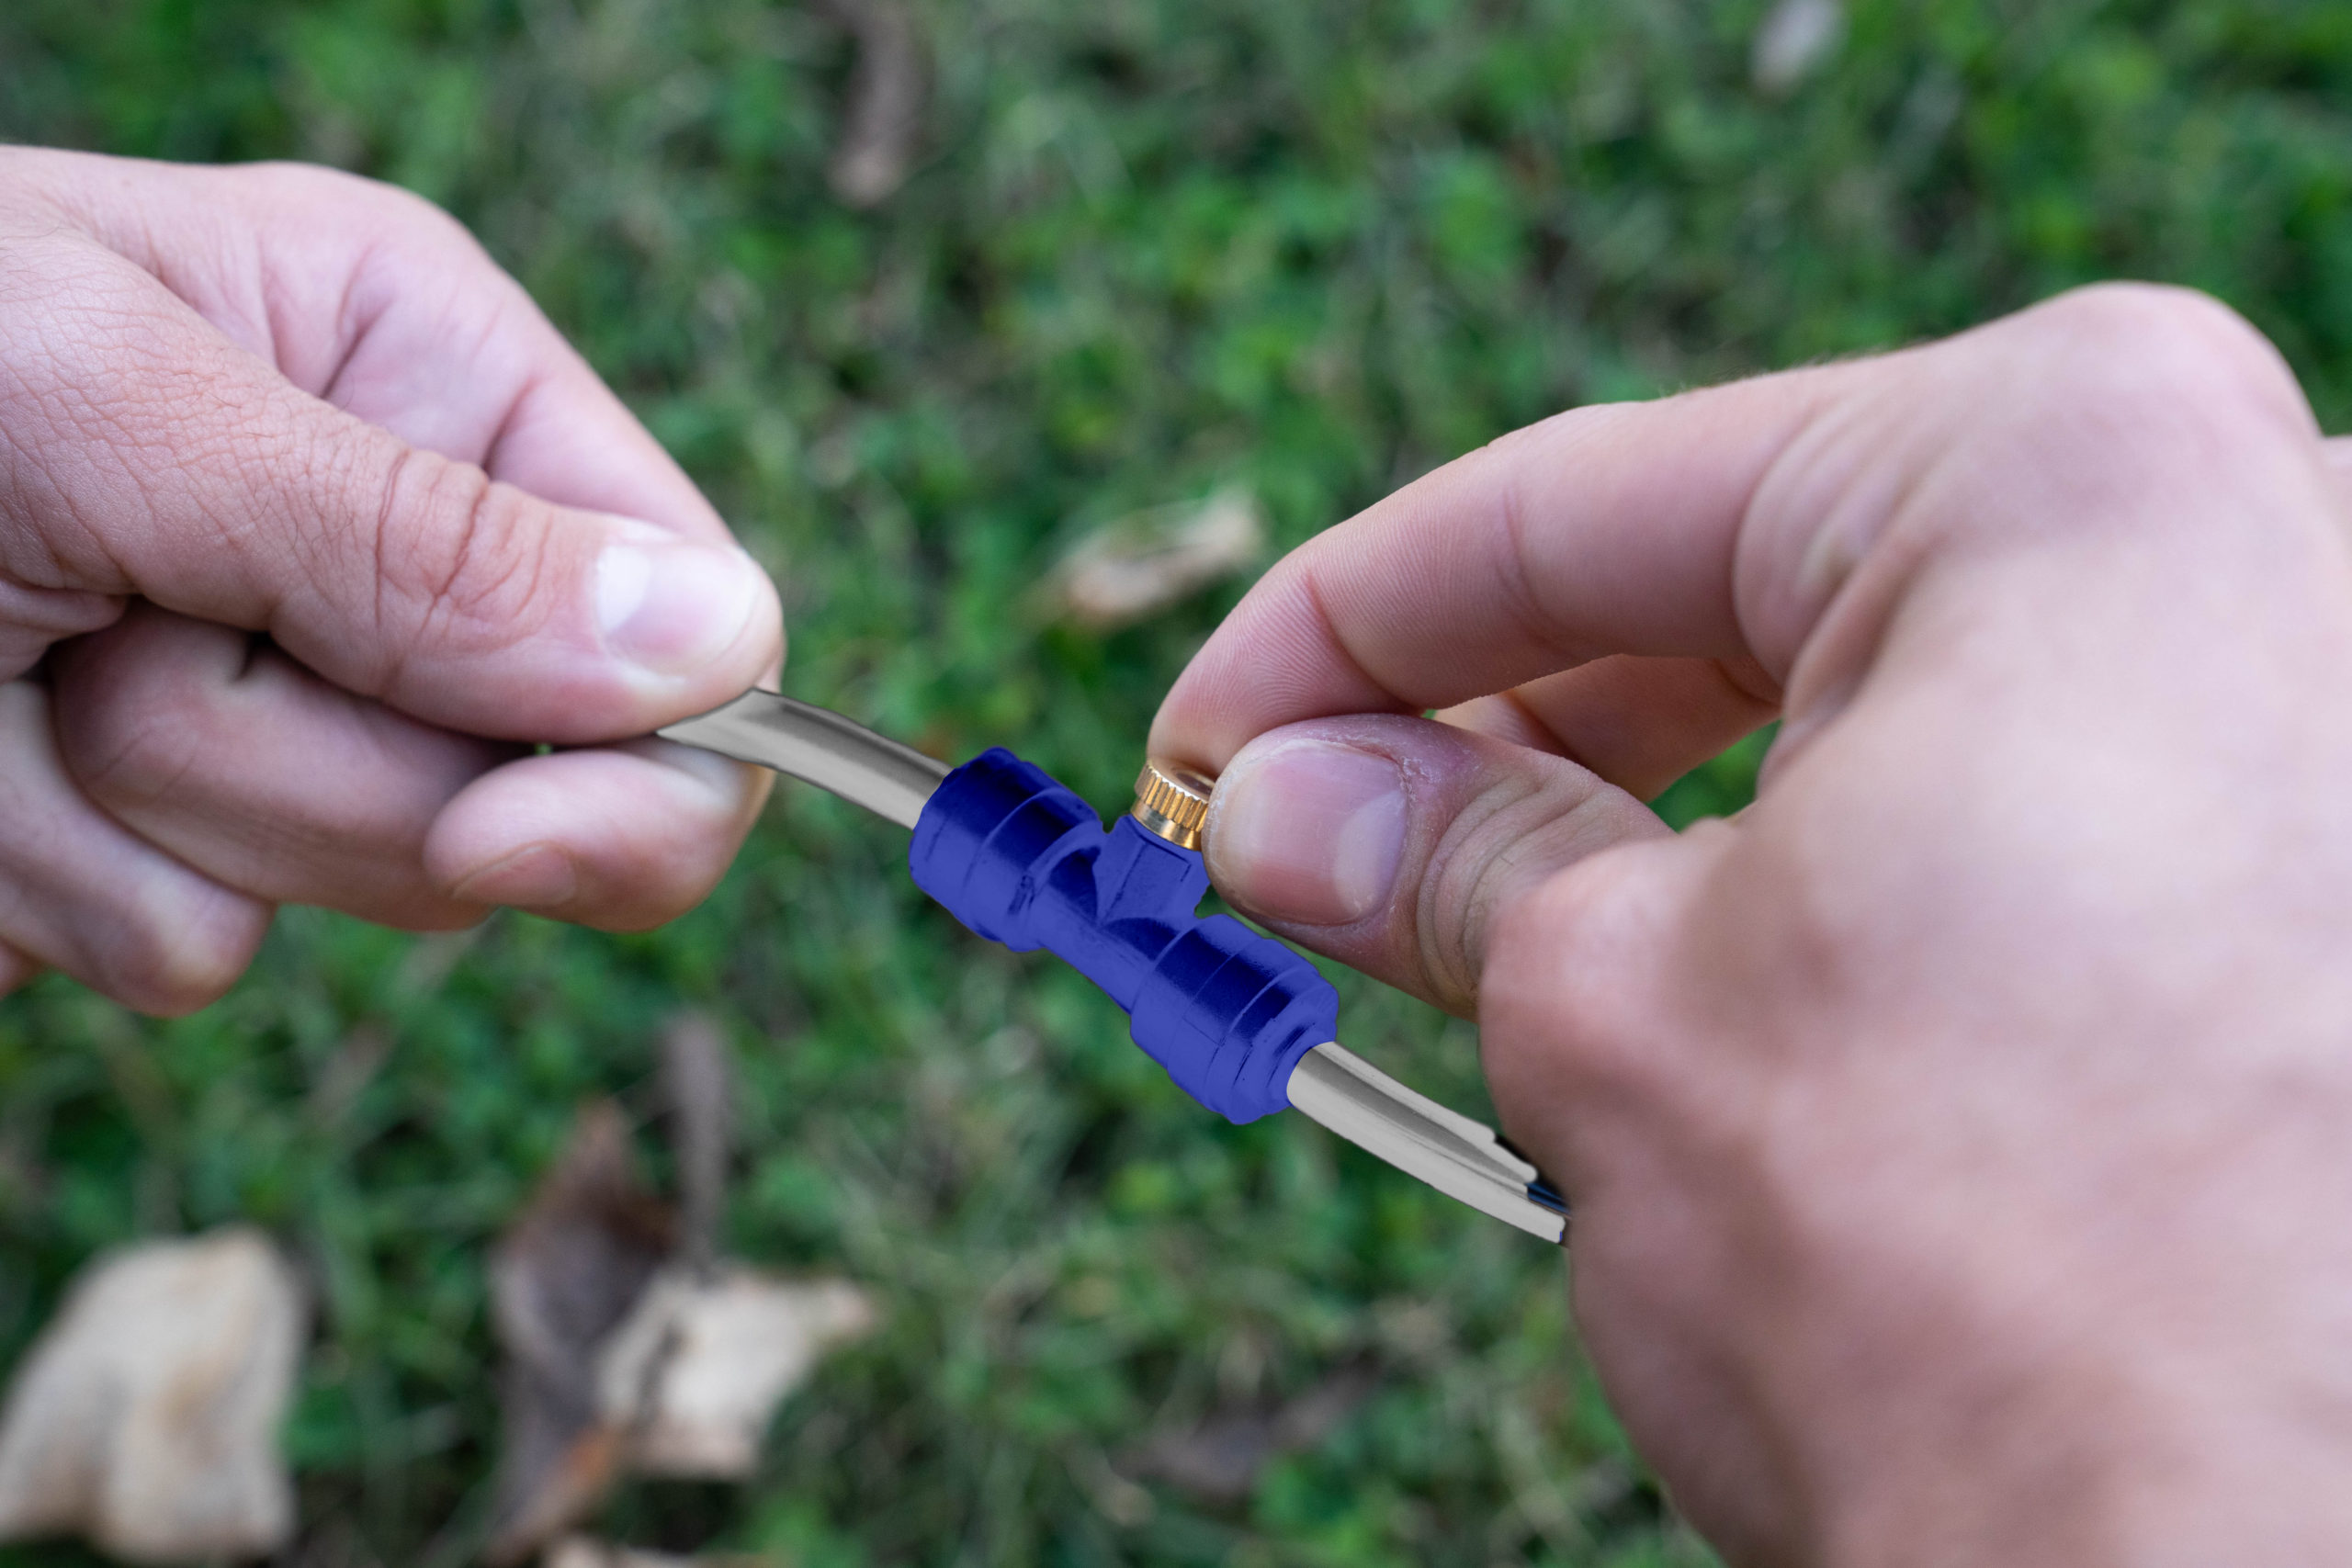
[662,694,1326,1119]
[659,691,1567,1240]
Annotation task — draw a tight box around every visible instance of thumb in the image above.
[1202,713,1669,1016]
[0,249,777,741]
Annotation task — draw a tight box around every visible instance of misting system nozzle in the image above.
[1130,758,1215,851]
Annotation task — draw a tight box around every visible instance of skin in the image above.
[0,149,782,1013]
[1154,284,2352,1563]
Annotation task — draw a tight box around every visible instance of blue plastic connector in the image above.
[908,748,1336,1123]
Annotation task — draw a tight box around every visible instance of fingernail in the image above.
[450,842,578,908]
[595,538,764,677]
[1208,739,1408,926]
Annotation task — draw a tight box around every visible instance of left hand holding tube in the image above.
[0,149,783,1012]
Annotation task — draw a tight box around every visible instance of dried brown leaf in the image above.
[485,1103,676,1565]
[1121,1361,1379,1504]
[659,1012,732,1274]
[597,1266,876,1480]
[1751,0,1844,95]
[305,1024,393,1130]
[823,0,926,208]
[545,1536,775,1568]
[1047,490,1265,630]
[0,1226,307,1563]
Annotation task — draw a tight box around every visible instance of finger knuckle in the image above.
[372,455,556,690]
[1423,756,1655,1014]
[64,709,199,821]
[2035,281,2256,356]
[51,660,210,818]
[2022,283,2303,434]
[232,161,469,243]
[97,886,267,1016]
[1425,788,1546,1010]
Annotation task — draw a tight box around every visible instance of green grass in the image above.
[7,0,2352,1562]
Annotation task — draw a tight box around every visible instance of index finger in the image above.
[1148,368,1841,772]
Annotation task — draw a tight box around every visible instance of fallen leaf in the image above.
[544,1539,689,1568]
[660,1013,732,1274]
[597,1264,876,1479]
[1751,0,1845,95]
[1121,1361,1379,1504]
[0,1226,307,1563]
[305,1023,393,1130]
[486,1096,876,1556]
[1047,490,1265,629]
[546,1536,775,1568]
[486,1103,677,1565]
[823,0,926,208]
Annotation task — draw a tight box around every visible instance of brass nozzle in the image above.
[1130,759,1215,851]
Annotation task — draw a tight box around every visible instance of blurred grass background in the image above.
[6,0,2352,1562]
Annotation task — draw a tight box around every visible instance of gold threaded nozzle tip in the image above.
[1130,759,1216,850]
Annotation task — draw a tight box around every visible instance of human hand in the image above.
[1154,285,2352,1563]
[0,148,781,1014]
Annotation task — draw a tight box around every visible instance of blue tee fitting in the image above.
[908,748,1336,1123]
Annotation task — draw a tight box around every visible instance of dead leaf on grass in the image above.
[0,1226,307,1563]
[1046,490,1265,630]
[545,1540,687,1568]
[546,1535,779,1568]
[1120,1361,1380,1505]
[598,1265,877,1479]
[1751,0,1845,95]
[305,1023,394,1130]
[823,0,926,207]
[661,1013,732,1275]
[485,1102,677,1564]
[487,1048,877,1560]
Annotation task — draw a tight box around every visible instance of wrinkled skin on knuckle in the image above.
[48,612,233,811]
[1412,776,1555,1010]
[1740,285,2317,660]
[0,257,162,587]
[356,449,560,695]
[215,160,482,276]
[1235,714,1657,1014]
[96,888,267,1016]
[51,606,513,930]
[1420,768,1656,1016]
[507,829,733,936]
[234,163,514,365]
[51,659,213,819]
[1939,287,2319,548]
[1729,285,2340,785]
[225,159,395,217]
[2022,283,2307,424]
[0,257,310,618]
